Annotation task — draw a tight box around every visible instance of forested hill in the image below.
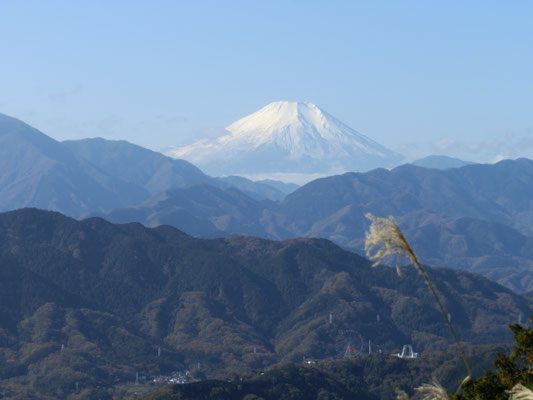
[0,208,530,399]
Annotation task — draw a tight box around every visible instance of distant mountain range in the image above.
[63,137,211,193]
[103,183,275,237]
[0,113,296,215]
[99,159,533,292]
[0,208,528,398]
[411,155,475,169]
[279,159,533,235]
[3,111,533,293]
[166,101,404,180]
[273,159,533,292]
[63,137,291,202]
[0,114,147,215]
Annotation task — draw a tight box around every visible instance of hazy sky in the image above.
[1,1,533,162]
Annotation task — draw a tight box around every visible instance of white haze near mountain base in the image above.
[166,101,404,183]
[236,172,336,186]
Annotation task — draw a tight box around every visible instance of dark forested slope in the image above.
[0,208,530,398]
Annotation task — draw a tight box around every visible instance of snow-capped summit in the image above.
[166,101,404,183]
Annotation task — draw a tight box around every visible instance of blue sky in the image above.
[1,1,532,162]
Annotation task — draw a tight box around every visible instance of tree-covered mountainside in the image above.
[390,212,533,293]
[100,183,285,238]
[102,158,533,292]
[142,345,507,400]
[279,158,533,238]
[0,208,530,399]
[4,113,533,293]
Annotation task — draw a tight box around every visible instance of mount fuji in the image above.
[166,101,404,183]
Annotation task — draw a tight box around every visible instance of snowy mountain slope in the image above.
[166,101,404,179]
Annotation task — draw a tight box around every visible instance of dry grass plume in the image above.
[364,213,472,378]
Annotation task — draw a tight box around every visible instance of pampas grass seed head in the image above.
[364,213,421,276]
[509,384,533,400]
[415,378,449,400]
